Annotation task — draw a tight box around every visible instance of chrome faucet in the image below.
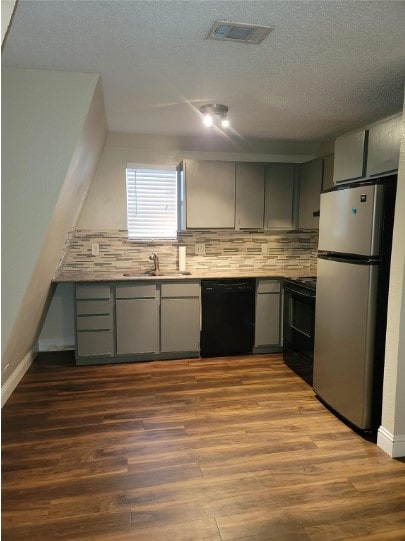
[149,253,160,274]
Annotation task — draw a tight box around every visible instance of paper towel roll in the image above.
[178,246,186,272]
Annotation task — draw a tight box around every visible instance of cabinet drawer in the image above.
[76,299,112,316]
[116,283,157,299]
[76,314,112,331]
[76,284,111,300]
[257,280,280,294]
[161,282,200,298]
[76,331,113,357]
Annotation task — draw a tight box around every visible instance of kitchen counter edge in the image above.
[53,270,314,283]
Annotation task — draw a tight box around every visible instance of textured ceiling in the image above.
[3,0,405,142]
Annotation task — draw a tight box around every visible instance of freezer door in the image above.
[318,184,383,256]
[313,257,379,430]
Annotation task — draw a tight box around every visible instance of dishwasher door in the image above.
[200,279,255,358]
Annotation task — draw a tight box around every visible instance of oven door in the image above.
[283,285,315,385]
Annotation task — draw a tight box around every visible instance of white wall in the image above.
[1,68,107,398]
[378,96,405,457]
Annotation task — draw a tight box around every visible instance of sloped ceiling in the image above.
[3,0,405,141]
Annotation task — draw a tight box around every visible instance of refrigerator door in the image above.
[313,257,379,430]
[318,183,383,257]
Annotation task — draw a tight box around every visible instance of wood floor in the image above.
[2,354,405,541]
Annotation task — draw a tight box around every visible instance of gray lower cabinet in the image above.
[75,280,201,363]
[254,279,282,352]
[75,284,114,359]
[116,298,159,354]
[161,299,200,352]
[116,283,159,355]
[235,163,265,229]
[160,281,201,353]
[265,164,296,229]
[298,159,323,230]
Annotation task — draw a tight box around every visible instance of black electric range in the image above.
[282,277,317,385]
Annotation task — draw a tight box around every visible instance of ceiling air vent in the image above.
[206,20,273,44]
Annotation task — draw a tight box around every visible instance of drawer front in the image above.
[257,280,281,294]
[76,314,113,331]
[76,284,111,300]
[76,299,112,316]
[77,331,114,357]
[161,281,200,298]
[116,283,157,299]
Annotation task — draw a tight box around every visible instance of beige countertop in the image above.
[54,269,315,283]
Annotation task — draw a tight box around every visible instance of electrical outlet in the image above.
[261,244,268,255]
[91,243,99,256]
[195,243,206,255]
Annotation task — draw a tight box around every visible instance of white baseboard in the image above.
[37,336,75,351]
[377,426,405,458]
[1,350,35,408]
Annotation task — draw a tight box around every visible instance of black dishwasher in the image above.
[200,279,255,357]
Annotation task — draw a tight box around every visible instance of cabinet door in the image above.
[161,298,200,352]
[322,154,334,191]
[255,289,281,347]
[116,298,159,354]
[235,164,265,229]
[265,164,295,229]
[298,159,322,230]
[185,160,235,228]
[367,116,401,177]
[333,130,367,183]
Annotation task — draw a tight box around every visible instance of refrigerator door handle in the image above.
[318,252,381,265]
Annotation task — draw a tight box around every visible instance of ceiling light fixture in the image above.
[207,20,273,44]
[199,104,230,129]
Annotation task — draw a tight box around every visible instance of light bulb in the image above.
[221,118,230,128]
[203,114,213,127]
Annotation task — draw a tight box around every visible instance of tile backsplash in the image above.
[58,229,319,275]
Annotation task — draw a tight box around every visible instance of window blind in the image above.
[126,167,178,240]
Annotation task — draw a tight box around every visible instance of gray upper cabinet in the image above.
[322,154,334,191]
[183,160,235,229]
[333,130,367,183]
[265,164,296,230]
[235,163,265,229]
[298,159,323,230]
[367,115,401,177]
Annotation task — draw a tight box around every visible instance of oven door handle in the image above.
[283,286,316,300]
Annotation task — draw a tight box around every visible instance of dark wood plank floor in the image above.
[2,354,405,540]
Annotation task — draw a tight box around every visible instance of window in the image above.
[126,165,178,240]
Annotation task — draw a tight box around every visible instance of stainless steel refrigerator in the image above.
[313,175,397,432]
